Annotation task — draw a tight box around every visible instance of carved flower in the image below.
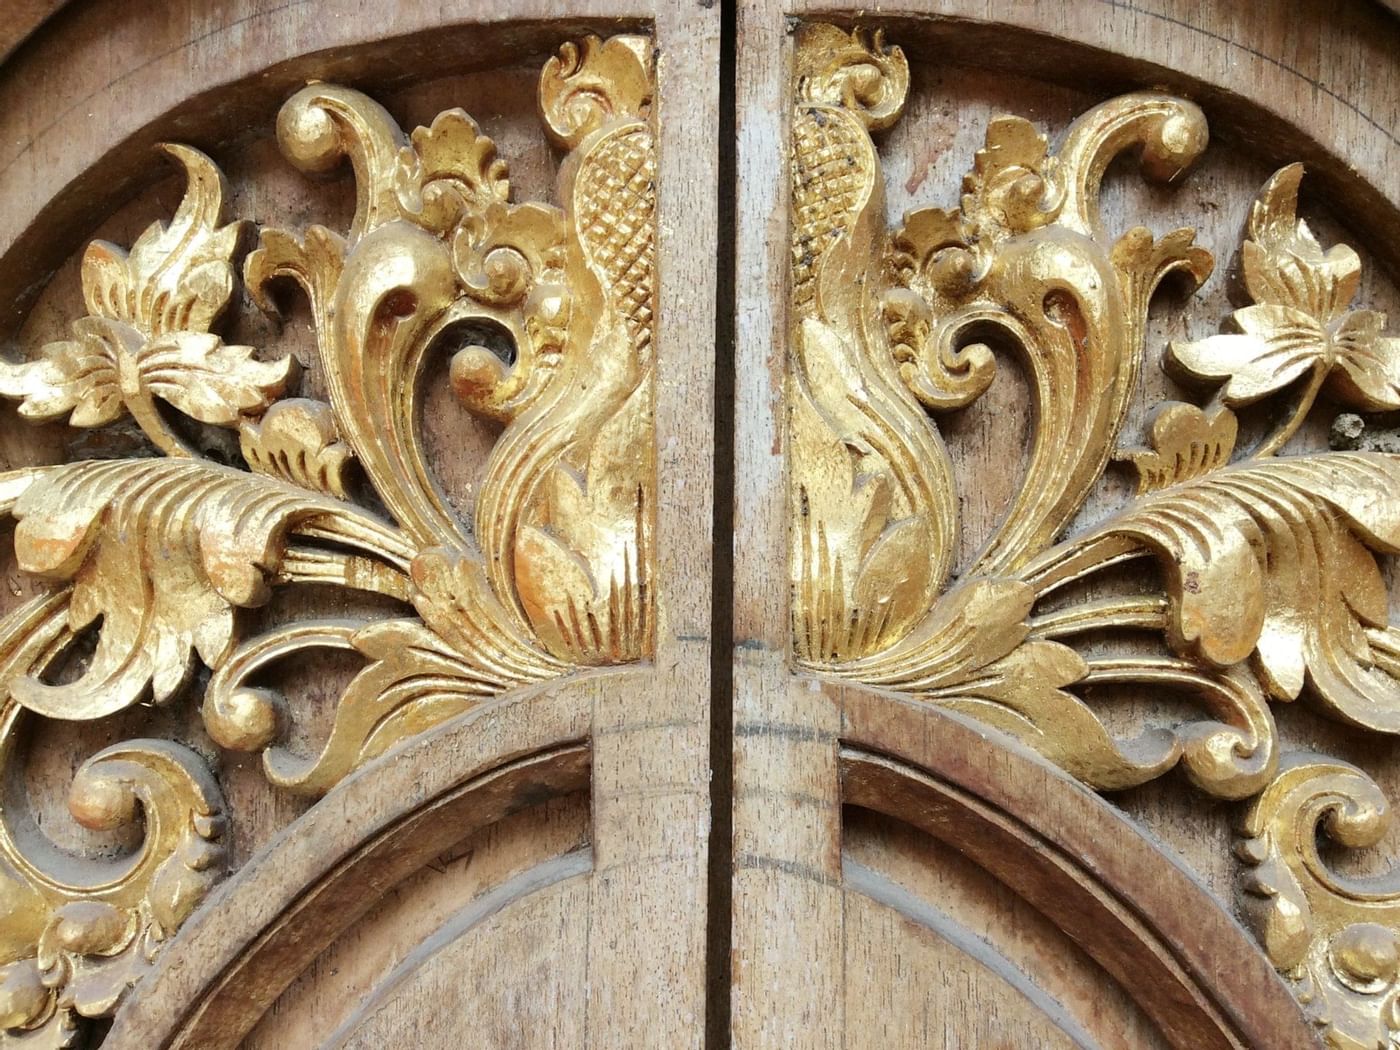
[1170,164,1400,411]
[394,109,510,235]
[0,144,294,451]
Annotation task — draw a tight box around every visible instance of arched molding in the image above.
[835,678,1312,1050]
[105,673,601,1048]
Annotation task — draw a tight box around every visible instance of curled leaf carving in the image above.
[0,709,226,1044]
[1237,756,1400,1049]
[790,21,1400,1037]
[0,33,657,1041]
[239,398,355,498]
[0,458,406,720]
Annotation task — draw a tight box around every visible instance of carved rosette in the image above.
[0,33,655,1044]
[789,22,1400,1044]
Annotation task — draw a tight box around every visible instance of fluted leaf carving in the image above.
[789,24,1400,1039]
[0,33,657,1044]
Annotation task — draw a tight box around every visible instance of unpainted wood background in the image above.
[1,0,1399,1047]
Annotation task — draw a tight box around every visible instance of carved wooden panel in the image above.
[734,4,1400,1050]
[2,1,1400,1048]
[0,3,718,1048]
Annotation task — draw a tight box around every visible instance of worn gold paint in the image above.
[0,35,655,1043]
[790,24,1400,1043]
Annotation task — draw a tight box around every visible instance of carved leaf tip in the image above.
[1169,164,1400,422]
[539,34,655,150]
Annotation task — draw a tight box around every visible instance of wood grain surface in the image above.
[732,2,1400,1048]
[2,1,1400,1046]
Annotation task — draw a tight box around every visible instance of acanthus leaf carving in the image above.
[790,23,1400,1040]
[1237,755,1400,1049]
[0,32,656,1044]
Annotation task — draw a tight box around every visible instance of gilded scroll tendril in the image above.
[0,34,654,1043]
[1237,755,1400,1049]
[790,23,1400,1041]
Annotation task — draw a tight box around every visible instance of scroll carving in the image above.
[790,22,1400,1043]
[0,33,654,1043]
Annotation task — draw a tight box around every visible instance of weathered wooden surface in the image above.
[3,0,1400,1046]
[733,2,1400,1048]
[0,2,718,1046]
[244,793,592,1047]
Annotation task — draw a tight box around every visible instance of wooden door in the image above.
[729,4,1400,1049]
[0,3,1398,1049]
[0,4,719,1047]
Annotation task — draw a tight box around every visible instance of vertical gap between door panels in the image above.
[705,0,738,1046]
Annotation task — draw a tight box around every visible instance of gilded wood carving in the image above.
[790,22,1400,1045]
[0,34,655,1044]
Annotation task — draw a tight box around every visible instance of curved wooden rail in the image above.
[836,680,1312,1050]
[104,672,609,1049]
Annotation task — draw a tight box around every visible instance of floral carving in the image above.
[0,33,655,1044]
[790,23,1400,1041]
[1237,756,1400,1049]
[0,145,295,454]
[1169,163,1400,453]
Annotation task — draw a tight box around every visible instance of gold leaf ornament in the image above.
[1237,755,1400,1049]
[0,34,658,1044]
[1124,402,1238,494]
[0,459,407,720]
[790,23,1400,1037]
[0,735,225,1044]
[240,398,355,498]
[539,34,654,149]
[1170,164,1400,448]
[1093,453,1400,730]
[0,145,296,454]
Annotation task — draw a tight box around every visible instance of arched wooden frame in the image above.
[838,681,1309,1049]
[0,1,1398,1047]
[108,676,600,1048]
[731,3,1400,1048]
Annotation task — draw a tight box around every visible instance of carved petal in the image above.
[83,144,243,337]
[1243,164,1361,322]
[0,318,121,428]
[1169,303,1327,405]
[395,109,510,234]
[1328,310,1400,411]
[135,331,295,426]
